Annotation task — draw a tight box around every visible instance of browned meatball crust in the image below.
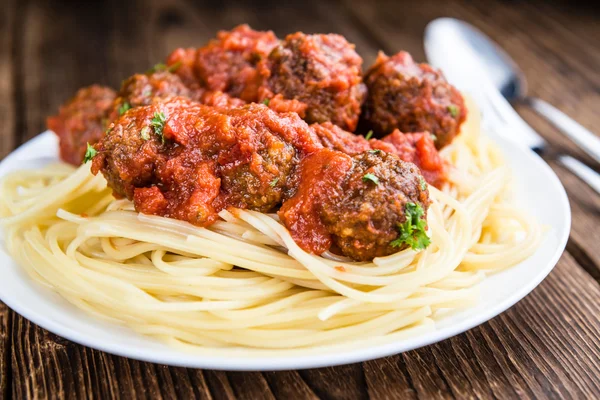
[259,33,366,131]
[109,71,197,121]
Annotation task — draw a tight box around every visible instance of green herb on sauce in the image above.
[147,61,181,74]
[390,202,430,251]
[365,130,374,140]
[262,98,270,106]
[448,104,459,118]
[118,102,131,116]
[362,173,379,185]
[150,111,167,143]
[368,149,382,155]
[167,61,182,72]
[140,126,151,141]
[419,177,427,191]
[83,143,97,164]
[270,177,279,187]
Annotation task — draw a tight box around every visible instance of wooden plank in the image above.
[0,303,9,400]
[0,0,16,397]
[0,0,16,158]
[298,364,369,400]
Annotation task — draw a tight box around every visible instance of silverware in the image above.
[424,17,600,194]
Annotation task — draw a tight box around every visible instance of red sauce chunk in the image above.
[370,130,446,187]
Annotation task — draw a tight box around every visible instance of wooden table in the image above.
[2,0,600,398]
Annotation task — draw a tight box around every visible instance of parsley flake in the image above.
[147,61,182,74]
[118,102,131,116]
[368,149,382,155]
[419,177,427,191]
[269,177,279,187]
[362,173,379,185]
[262,98,270,106]
[448,104,459,118]
[140,126,151,141]
[390,202,430,251]
[430,134,437,142]
[83,143,97,164]
[150,111,167,143]
[365,130,374,140]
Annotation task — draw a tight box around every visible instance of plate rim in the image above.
[0,130,571,371]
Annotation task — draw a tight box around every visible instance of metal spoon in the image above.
[424,17,600,194]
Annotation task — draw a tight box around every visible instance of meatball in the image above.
[47,85,116,165]
[311,122,370,155]
[109,71,197,121]
[361,51,466,149]
[193,24,279,102]
[279,149,430,261]
[322,151,430,260]
[92,97,321,226]
[259,33,366,131]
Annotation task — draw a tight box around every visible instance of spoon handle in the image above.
[557,154,600,195]
[527,97,600,164]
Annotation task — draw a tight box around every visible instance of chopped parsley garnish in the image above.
[365,130,374,140]
[269,177,279,187]
[262,98,270,106]
[362,173,379,185]
[368,149,382,155]
[150,111,167,143]
[83,143,97,164]
[419,177,427,191]
[430,134,437,142]
[147,61,182,74]
[390,202,430,251]
[140,126,151,141]
[448,104,459,118]
[118,102,131,116]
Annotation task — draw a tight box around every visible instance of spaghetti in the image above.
[0,98,542,354]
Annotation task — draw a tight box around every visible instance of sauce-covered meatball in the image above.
[259,33,366,131]
[92,98,321,226]
[109,71,197,121]
[361,51,466,149]
[47,85,116,165]
[192,24,279,102]
[279,149,430,261]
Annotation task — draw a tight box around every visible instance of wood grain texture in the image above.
[2,0,600,398]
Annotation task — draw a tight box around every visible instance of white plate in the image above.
[0,130,570,371]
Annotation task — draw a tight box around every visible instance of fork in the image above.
[476,76,600,195]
